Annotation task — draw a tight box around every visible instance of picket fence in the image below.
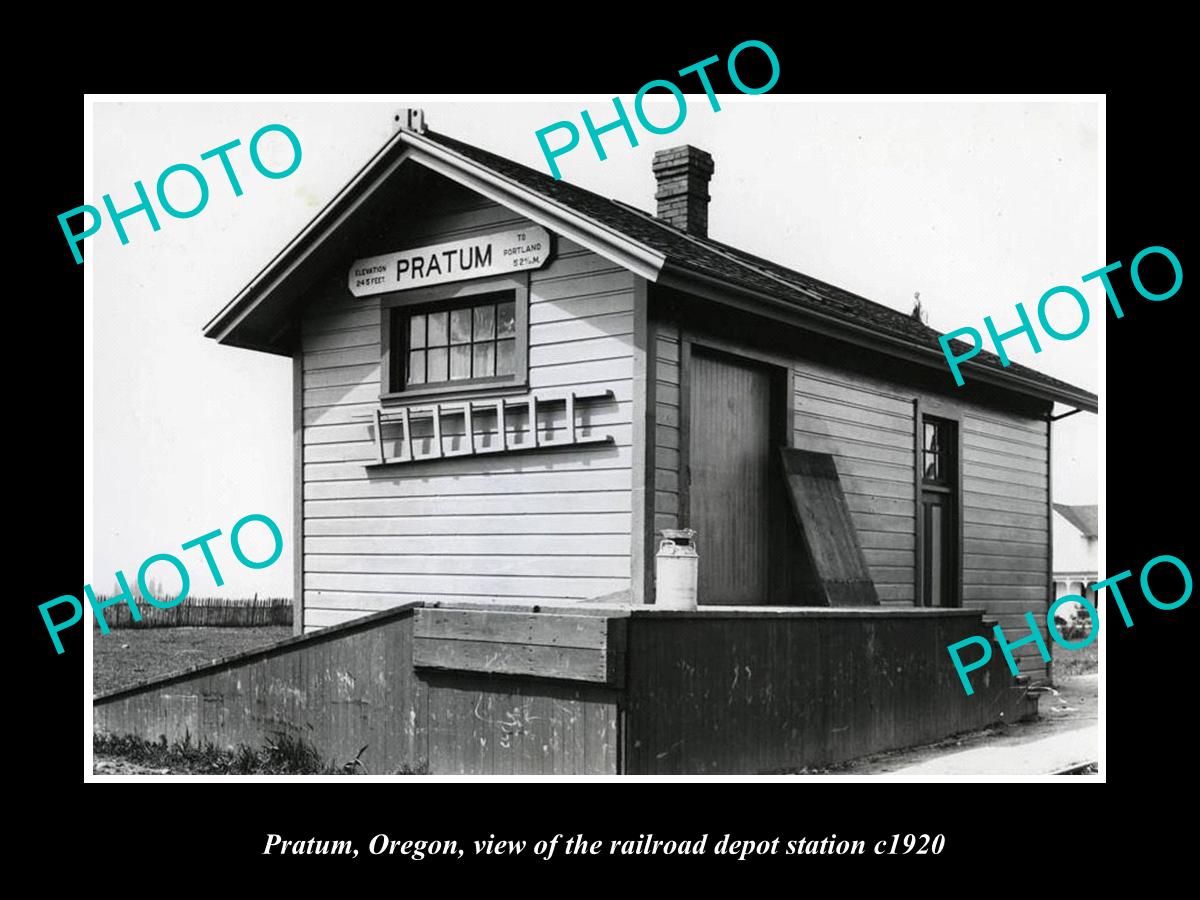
[93,596,292,629]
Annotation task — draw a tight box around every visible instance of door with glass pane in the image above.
[920,416,958,608]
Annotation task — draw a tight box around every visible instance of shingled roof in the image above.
[422,130,1096,410]
[204,121,1098,412]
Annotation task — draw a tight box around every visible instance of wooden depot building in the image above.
[94,109,1099,775]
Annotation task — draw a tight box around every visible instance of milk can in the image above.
[656,528,698,610]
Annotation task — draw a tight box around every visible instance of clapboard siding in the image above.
[961,411,1049,674]
[793,360,916,604]
[653,323,682,530]
[787,352,1051,672]
[298,185,636,628]
[306,534,630,555]
[306,513,632,536]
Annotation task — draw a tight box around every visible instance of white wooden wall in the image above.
[298,183,635,630]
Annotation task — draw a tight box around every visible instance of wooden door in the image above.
[688,349,774,605]
[921,491,954,607]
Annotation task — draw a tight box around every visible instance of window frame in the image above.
[379,273,529,404]
[921,417,955,491]
[914,406,963,609]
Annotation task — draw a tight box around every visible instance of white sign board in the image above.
[348,226,551,297]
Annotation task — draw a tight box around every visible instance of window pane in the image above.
[474,304,495,340]
[407,350,425,385]
[428,311,448,346]
[924,450,939,480]
[427,347,448,382]
[473,342,495,378]
[496,338,516,375]
[409,314,425,349]
[497,301,516,337]
[450,345,471,380]
[924,422,938,453]
[450,308,472,344]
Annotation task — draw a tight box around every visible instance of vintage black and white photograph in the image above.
[85,97,1101,777]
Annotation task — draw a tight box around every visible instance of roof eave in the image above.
[401,131,666,283]
[203,131,667,351]
[203,130,413,345]
[658,262,1099,414]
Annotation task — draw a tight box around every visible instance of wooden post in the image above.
[431,405,443,459]
[399,406,412,463]
[374,408,386,465]
[292,350,304,637]
[913,398,923,608]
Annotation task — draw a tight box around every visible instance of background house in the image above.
[1052,502,1098,605]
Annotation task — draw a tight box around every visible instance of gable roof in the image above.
[204,124,1098,413]
[1053,504,1098,539]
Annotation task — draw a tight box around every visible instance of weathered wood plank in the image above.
[963,507,1049,530]
[308,553,628,578]
[306,571,630,598]
[529,335,635,368]
[530,292,633,324]
[415,609,614,650]
[305,467,632,498]
[304,444,634,479]
[780,448,880,606]
[794,429,913,467]
[303,364,381,390]
[794,413,913,447]
[306,534,630,556]
[795,393,913,430]
[305,491,633,518]
[531,312,634,346]
[414,637,620,685]
[305,512,632,536]
[792,370,912,416]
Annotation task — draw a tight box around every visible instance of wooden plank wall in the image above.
[93,607,425,775]
[299,180,636,630]
[94,602,1033,775]
[93,603,621,775]
[422,674,619,775]
[653,322,682,534]
[960,407,1050,678]
[623,609,1033,774]
[791,360,918,605]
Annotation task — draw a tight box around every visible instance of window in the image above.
[381,276,528,399]
[923,419,952,484]
[403,293,517,387]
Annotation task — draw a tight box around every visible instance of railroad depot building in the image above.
[96,110,1098,775]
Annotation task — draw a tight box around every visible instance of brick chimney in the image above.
[652,146,715,237]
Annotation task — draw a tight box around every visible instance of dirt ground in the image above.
[93,625,292,696]
[837,672,1098,774]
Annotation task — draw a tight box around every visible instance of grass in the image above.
[93,732,430,776]
[1054,641,1098,677]
[95,731,352,775]
[93,625,292,695]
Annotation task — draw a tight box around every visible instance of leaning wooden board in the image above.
[779,448,881,606]
[413,608,628,687]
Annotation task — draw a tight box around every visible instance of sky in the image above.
[90,98,1100,599]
